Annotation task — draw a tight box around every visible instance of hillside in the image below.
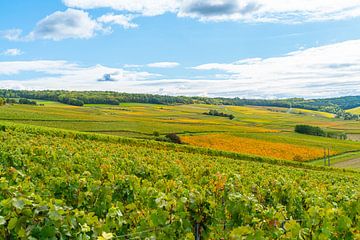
[1,100,360,167]
[0,122,359,239]
[2,90,360,113]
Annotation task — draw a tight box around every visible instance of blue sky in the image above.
[1,0,360,98]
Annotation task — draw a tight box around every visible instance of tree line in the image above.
[204,110,235,120]
[0,97,37,106]
[295,125,347,140]
[1,89,360,119]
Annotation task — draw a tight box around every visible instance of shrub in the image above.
[165,133,182,144]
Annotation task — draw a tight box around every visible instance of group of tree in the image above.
[204,109,235,120]
[0,97,37,106]
[1,89,360,118]
[295,124,347,140]
[18,98,37,105]
[335,110,360,120]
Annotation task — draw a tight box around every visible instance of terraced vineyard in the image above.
[0,122,359,239]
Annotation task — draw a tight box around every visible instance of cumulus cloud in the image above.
[147,62,180,68]
[2,9,141,41]
[3,1,359,42]
[97,13,138,29]
[178,0,262,22]
[1,48,23,56]
[63,0,360,23]
[27,8,104,41]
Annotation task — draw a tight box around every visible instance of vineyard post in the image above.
[222,195,226,231]
[323,148,326,167]
[195,223,201,240]
[328,148,330,167]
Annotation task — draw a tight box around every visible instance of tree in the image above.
[165,133,182,144]
[0,97,5,106]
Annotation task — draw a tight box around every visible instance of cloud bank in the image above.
[63,0,360,23]
[1,40,360,99]
[3,1,360,41]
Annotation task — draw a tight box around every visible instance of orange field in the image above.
[181,134,336,161]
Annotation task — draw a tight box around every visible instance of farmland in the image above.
[348,106,360,115]
[0,93,360,239]
[0,122,359,239]
[1,100,360,166]
[181,134,335,161]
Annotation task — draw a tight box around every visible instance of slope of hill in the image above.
[348,106,360,114]
[1,101,360,164]
[0,122,359,239]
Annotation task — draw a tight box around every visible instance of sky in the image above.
[0,0,360,99]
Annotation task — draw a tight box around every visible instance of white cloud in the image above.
[1,48,23,56]
[63,0,360,23]
[191,40,360,98]
[0,29,23,41]
[147,62,180,68]
[123,64,143,68]
[1,9,106,41]
[3,1,359,43]
[27,8,104,41]
[97,13,138,29]
[0,60,156,91]
[63,0,180,16]
[1,40,360,98]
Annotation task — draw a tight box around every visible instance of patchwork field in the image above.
[0,122,359,239]
[1,101,360,167]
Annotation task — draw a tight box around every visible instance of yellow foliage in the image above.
[182,134,335,161]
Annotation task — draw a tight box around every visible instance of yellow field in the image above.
[182,134,336,161]
[347,106,360,114]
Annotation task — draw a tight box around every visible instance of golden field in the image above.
[181,134,336,161]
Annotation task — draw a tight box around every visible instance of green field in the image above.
[0,122,359,239]
[1,101,360,167]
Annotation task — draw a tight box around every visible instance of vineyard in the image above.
[1,102,360,164]
[0,122,359,239]
[181,134,336,161]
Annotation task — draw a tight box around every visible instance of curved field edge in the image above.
[0,121,358,175]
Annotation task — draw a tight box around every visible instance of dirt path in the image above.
[332,158,360,169]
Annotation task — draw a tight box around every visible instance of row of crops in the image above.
[0,122,359,239]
